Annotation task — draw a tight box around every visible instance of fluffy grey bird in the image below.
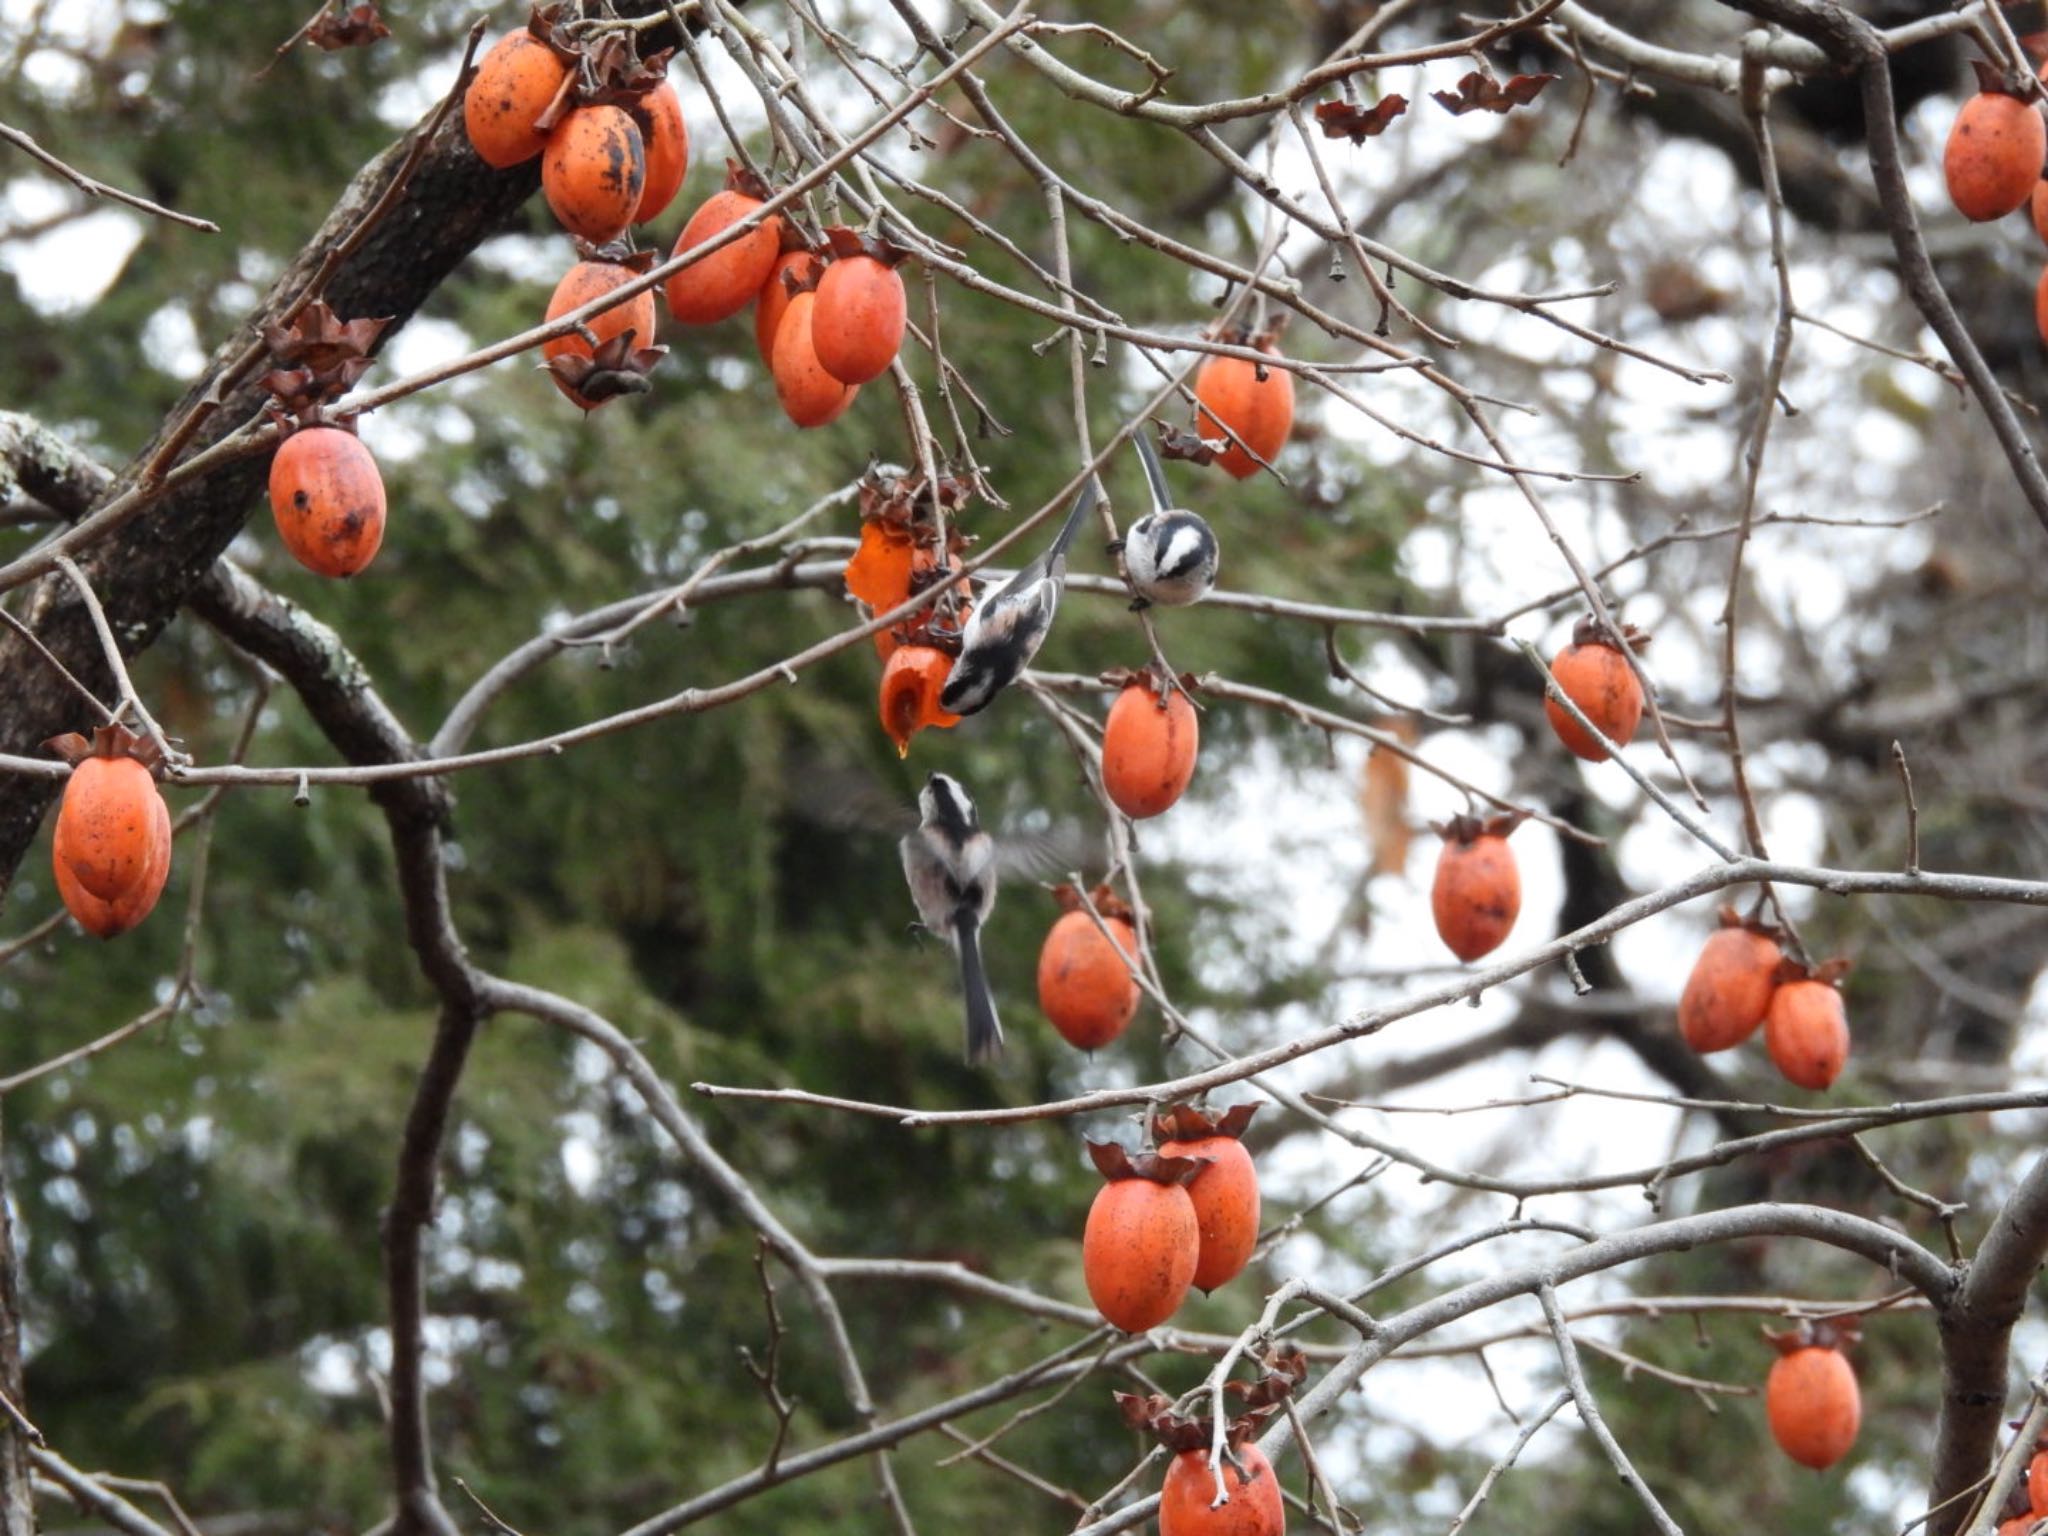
[1121,432,1219,610]
[898,772,1003,1062]
[937,478,1098,717]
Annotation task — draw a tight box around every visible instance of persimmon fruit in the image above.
[813,251,907,385]
[2036,263,2048,350]
[543,260,659,410]
[1194,340,1295,480]
[878,644,959,756]
[756,250,822,364]
[53,745,161,902]
[269,426,386,579]
[1102,674,1199,819]
[666,177,784,325]
[2030,1450,2048,1515]
[541,105,646,246]
[54,791,170,939]
[1159,1444,1285,1536]
[1081,1143,1202,1333]
[629,81,689,224]
[463,30,569,169]
[1430,814,1521,962]
[1944,88,2046,223]
[1766,1339,1860,1470]
[1545,618,1645,761]
[1037,886,1140,1051]
[1155,1104,1261,1294]
[1765,968,1850,1090]
[2033,180,2048,247]
[771,291,858,428]
[1678,910,1781,1053]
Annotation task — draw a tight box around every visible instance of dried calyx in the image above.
[1085,1139,1207,1187]
[1762,1317,1861,1355]
[1432,810,1526,846]
[821,224,912,268]
[1152,1102,1259,1144]
[44,722,166,779]
[260,301,392,424]
[1570,613,1650,653]
[1100,661,1199,705]
[1049,882,1135,924]
[1772,954,1853,988]
[1113,1348,1309,1452]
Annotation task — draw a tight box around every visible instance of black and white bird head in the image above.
[1124,431,1220,609]
[918,771,981,840]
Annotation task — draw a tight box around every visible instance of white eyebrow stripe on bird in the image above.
[1160,526,1210,575]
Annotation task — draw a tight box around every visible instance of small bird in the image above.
[899,771,1003,1062]
[937,476,1099,716]
[1121,431,1219,610]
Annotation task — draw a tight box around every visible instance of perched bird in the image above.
[1121,431,1219,610]
[899,771,1003,1062]
[937,476,1099,716]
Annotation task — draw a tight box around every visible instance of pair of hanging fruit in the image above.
[1765,1319,1860,1471]
[465,9,688,243]
[1431,812,1523,961]
[262,303,392,578]
[1038,883,1140,1050]
[1081,1108,1259,1332]
[845,470,974,754]
[1679,911,1851,1089]
[46,726,172,939]
[1102,666,1200,819]
[756,227,909,427]
[1545,617,1647,762]
[542,248,667,410]
[1114,1351,1305,1536]
[1193,321,1295,480]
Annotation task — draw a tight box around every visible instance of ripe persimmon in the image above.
[1997,1519,2037,1536]
[2036,263,2048,350]
[1037,885,1140,1050]
[666,169,783,325]
[1194,337,1295,480]
[2031,1450,2048,1514]
[1160,1445,1285,1536]
[54,789,169,939]
[1101,672,1199,819]
[49,726,167,904]
[1155,1104,1261,1294]
[629,81,689,224]
[268,426,386,578]
[1545,617,1646,762]
[771,291,858,428]
[812,236,907,385]
[878,644,959,756]
[542,105,646,245]
[543,260,659,410]
[463,30,570,169]
[2033,181,2048,247]
[1678,908,1781,1053]
[1081,1142,1203,1333]
[756,249,822,364]
[1765,1326,1860,1471]
[1944,85,2045,223]
[1765,962,1850,1090]
[1430,814,1521,962]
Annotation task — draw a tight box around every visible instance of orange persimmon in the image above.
[1544,617,1646,762]
[1765,1330,1861,1471]
[629,81,689,223]
[1678,909,1782,1053]
[463,30,569,169]
[1159,1444,1285,1536]
[1101,674,1198,819]
[1194,339,1295,480]
[542,260,659,410]
[1037,885,1140,1051]
[666,171,783,325]
[1944,86,2045,223]
[878,644,959,756]
[1081,1142,1202,1333]
[268,426,386,578]
[1154,1104,1260,1294]
[49,726,166,904]
[1430,814,1521,962]
[771,291,857,428]
[755,249,822,364]
[813,250,907,385]
[541,104,646,245]
[1765,967,1850,1090]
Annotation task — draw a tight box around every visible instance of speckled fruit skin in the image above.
[1545,639,1643,761]
[1678,926,1781,1053]
[1194,346,1295,480]
[268,427,386,579]
[1037,910,1139,1051]
[770,292,858,428]
[1101,683,1199,819]
[629,82,689,223]
[1430,833,1519,962]
[1159,1445,1286,1536]
[666,191,783,325]
[755,251,821,364]
[1082,1178,1198,1332]
[542,261,658,410]
[541,105,646,245]
[812,255,907,385]
[54,754,161,902]
[1944,91,2046,222]
[1766,1346,1860,1470]
[55,790,169,938]
[1156,1133,1259,1293]
[1764,979,1849,1090]
[463,32,568,169]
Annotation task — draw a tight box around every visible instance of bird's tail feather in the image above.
[1134,428,1172,514]
[1046,475,1100,560]
[955,916,1004,1064]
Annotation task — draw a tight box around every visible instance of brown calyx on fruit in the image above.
[1152,1102,1258,1144]
[259,301,391,421]
[1085,1139,1207,1187]
[44,722,165,779]
[1568,614,1650,653]
[1762,1317,1860,1356]
[1112,1347,1308,1452]
[1432,810,1527,846]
